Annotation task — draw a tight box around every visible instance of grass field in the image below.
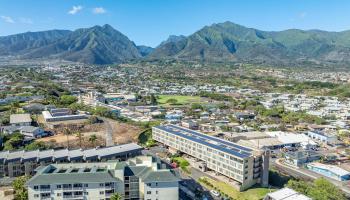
[172,156,190,173]
[199,177,273,200]
[157,95,201,105]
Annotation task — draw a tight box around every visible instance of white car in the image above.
[210,190,220,197]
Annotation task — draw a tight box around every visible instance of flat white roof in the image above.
[267,188,311,200]
[308,162,350,176]
[10,114,32,124]
[266,131,316,145]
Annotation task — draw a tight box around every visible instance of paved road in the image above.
[99,117,114,146]
[142,147,218,200]
[274,159,350,196]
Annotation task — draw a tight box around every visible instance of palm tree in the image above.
[89,134,97,147]
[63,127,72,149]
[110,193,122,200]
[75,132,84,149]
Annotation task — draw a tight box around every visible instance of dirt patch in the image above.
[37,131,105,149]
[37,119,142,149]
[104,119,143,144]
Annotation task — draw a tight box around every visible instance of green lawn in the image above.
[157,95,201,106]
[172,156,190,174]
[199,177,273,200]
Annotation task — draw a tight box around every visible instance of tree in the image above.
[150,94,157,105]
[12,176,30,200]
[89,134,97,147]
[287,178,346,200]
[3,133,24,150]
[87,115,99,124]
[166,98,178,105]
[63,127,72,149]
[286,179,310,195]
[308,178,346,200]
[110,193,122,200]
[75,132,84,149]
[59,95,77,106]
[24,141,49,151]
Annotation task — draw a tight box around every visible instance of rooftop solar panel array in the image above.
[155,125,252,159]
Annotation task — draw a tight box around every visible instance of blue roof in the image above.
[155,125,252,159]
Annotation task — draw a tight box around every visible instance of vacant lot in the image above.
[199,177,272,200]
[104,118,143,144]
[157,95,202,106]
[38,119,142,149]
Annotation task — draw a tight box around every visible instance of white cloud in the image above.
[68,5,83,15]
[1,16,15,23]
[92,7,106,14]
[19,17,33,24]
[299,12,307,19]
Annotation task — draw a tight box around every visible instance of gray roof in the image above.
[27,165,119,185]
[19,126,41,133]
[141,170,180,183]
[124,166,150,177]
[0,143,142,163]
[10,114,32,124]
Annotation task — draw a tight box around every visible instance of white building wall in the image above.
[143,181,179,200]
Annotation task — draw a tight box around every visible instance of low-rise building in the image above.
[10,114,32,126]
[181,120,198,130]
[264,187,311,200]
[284,151,321,167]
[0,143,143,178]
[306,162,350,181]
[307,131,337,145]
[0,126,46,138]
[42,108,88,122]
[27,156,179,200]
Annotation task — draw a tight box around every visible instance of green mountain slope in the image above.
[23,24,141,64]
[150,21,350,65]
[0,30,71,55]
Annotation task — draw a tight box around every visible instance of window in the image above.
[84,192,89,195]
[57,193,61,197]
[147,191,151,194]
[84,184,89,187]
[156,191,158,194]
[146,183,151,186]
[34,186,39,190]
[34,194,39,198]
[99,183,104,187]
[100,191,105,195]
[155,182,158,186]
[56,185,61,189]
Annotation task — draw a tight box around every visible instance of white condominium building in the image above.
[152,125,269,191]
[27,156,179,200]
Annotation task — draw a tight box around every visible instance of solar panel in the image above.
[155,125,252,159]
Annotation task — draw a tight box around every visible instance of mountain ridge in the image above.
[1,22,350,65]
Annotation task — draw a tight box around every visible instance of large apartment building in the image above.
[0,143,142,178]
[152,125,269,191]
[27,156,179,200]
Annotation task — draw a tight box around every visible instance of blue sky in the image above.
[0,0,349,47]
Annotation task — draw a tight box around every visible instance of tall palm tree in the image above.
[63,127,72,149]
[110,193,122,200]
[89,134,97,147]
[75,132,84,149]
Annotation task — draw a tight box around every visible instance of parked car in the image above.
[210,190,220,197]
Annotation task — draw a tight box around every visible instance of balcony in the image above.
[63,194,83,198]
